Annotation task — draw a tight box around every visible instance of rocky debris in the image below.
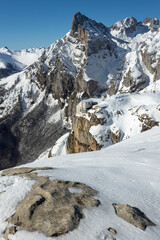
[3,226,17,240]
[108,227,117,235]
[112,203,156,230]
[98,228,117,240]
[104,236,116,240]
[111,130,121,144]
[3,167,100,237]
[157,104,160,111]
[138,114,159,132]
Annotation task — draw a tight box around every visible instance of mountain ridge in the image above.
[0,12,160,169]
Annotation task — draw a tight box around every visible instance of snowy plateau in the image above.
[0,12,160,240]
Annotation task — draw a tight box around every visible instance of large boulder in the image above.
[112,203,156,230]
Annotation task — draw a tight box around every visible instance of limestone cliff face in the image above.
[66,115,103,154]
[66,96,160,155]
[141,49,155,75]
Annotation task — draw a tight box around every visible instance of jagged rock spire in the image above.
[70,12,108,37]
[70,12,88,36]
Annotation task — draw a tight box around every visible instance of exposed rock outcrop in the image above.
[141,49,155,75]
[112,203,156,230]
[3,226,17,240]
[154,58,160,81]
[3,167,100,238]
[143,17,159,31]
[66,115,104,154]
[138,114,159,132]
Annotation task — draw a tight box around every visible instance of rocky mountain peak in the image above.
[143,17,159,31]
[70,12,88,36]
[70,12,108,38]
[123,17,137,28]
[111,17,138,32]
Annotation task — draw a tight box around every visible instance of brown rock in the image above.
[138,114,159,132]
[122,69,134,88]
[3,167,100,237]
[2,167,54,177]
[66,115,103,154]
[108,227,117,235]
[3,226,17,240]
[111,131,121,144]
[112,203,156,230]
[141,49,155,75]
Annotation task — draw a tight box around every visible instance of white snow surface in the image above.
[0,126,160,240]
[0,47,44,70]
[36,132,69,161]
[76,90,160,148]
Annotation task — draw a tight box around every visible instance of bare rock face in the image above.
[70,11,110,57]
[141,49,155,75]
[122,69,134,88]
[66,115,103,154]
[112,203,156,230]
[154,58,160,81]
[3,167,100,237]
[143,17,159,31]
[138,113,159,132]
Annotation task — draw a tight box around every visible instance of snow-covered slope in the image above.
[0,126,160,240]
[84,91,160,148]
[0,47,44,78]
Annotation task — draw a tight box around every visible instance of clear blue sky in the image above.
[1,0,160,50]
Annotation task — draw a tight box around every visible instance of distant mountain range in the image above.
[0,47,44,78]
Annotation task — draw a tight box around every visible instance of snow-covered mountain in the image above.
[0,47,44,78]
[0,125,159,240]
[0,12,160,169]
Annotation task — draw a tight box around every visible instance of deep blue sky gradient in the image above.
[1,0,160,50]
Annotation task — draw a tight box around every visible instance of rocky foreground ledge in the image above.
[2,167,100,239]
[1,167,156,240]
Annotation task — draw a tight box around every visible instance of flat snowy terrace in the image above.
[0,126,160,240]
